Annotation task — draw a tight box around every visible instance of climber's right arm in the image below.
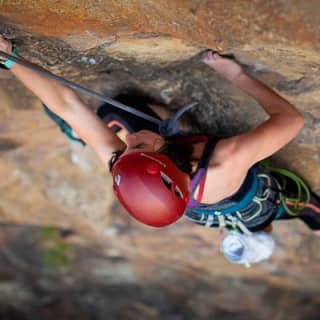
[12,59,126,165]
[13,59,126,165]
[58,91,126,165]
[1,35,125,166]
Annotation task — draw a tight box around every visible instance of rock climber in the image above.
[1,34,319,265]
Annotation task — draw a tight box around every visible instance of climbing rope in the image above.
[0,50,198,134]
[260,160,311,216]
[158,101,198,136]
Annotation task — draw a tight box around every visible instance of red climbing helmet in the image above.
[112,152,190,227]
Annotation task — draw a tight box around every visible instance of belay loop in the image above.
[0,50,199,136]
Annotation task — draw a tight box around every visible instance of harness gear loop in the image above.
[227,216,252,235]
[234,174,271,222]
[218,215,226,228]
[205,215,214,228]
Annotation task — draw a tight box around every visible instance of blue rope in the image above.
[158,101,198,137]
[0,51,159,124]
[0,50,199,137]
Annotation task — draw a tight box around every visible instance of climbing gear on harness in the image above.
[0,47,18,70]
[112,151,190,227]
[280,199,320,213]
[0,49,198,138]
[260,160,311,217]
[220,230,275,267]
[186,165,281,233]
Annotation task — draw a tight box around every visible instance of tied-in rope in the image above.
[0,50,198,137]
[158,101,198,137]
[260,160,311,216]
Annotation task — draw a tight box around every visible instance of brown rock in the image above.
[0,1,320,318]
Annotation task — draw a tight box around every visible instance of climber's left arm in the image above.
[202,51,304,169]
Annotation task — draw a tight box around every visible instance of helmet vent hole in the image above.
[114,174,121,186]
[160,172,172,190]
[174,186,183,199]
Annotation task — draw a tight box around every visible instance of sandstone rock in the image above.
[0,1,320,319]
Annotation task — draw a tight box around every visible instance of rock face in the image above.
[0,1,320,319]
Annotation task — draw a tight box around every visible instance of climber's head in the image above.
[109,130,193,227]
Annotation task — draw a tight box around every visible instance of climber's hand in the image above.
[201,50,244,83]
[0,35,13,61]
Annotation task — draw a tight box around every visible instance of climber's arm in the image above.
[1,35,125,166]
[227,72,304,167]
[202,51,304,168]
[0,35,70,115]
[11,59,126,165]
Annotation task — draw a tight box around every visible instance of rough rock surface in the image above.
[0,1,320,319]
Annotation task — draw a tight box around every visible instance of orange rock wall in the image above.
[0,2,320,318]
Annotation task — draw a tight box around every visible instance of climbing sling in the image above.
[259,160,311,217]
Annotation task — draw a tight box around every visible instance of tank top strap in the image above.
[188,136,220,206]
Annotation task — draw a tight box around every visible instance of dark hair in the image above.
[106,90,194,174]
[108,140,194,176]
[109,150,124,172]
[157,140,194,176]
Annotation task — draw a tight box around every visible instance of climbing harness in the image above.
[186,162,287,234]
[184,138,278,266]
[0,49,198,137]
